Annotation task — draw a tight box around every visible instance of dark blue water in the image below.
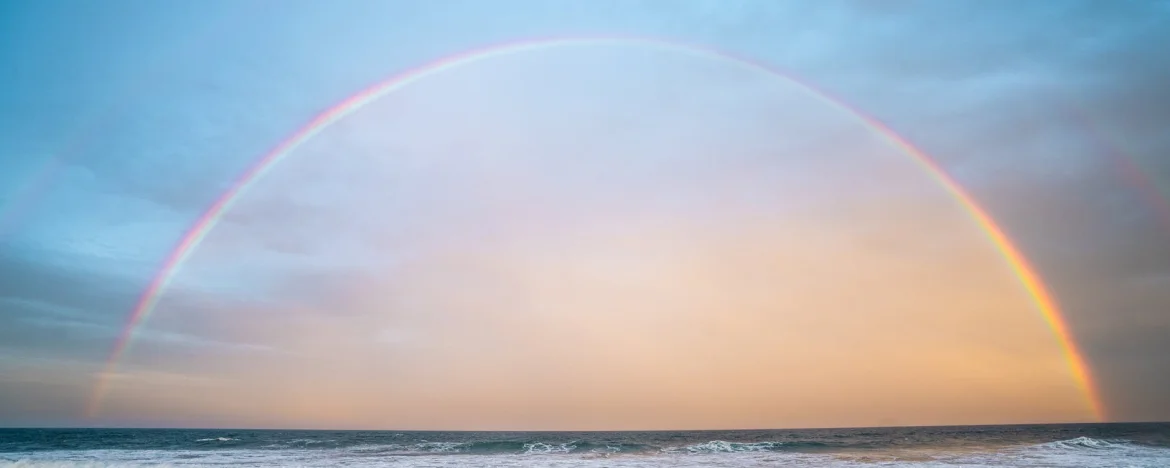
[2,423,1169,466]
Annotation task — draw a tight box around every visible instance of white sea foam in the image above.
[285,438,333,445]
[3,437,1170,468]
[664,440,784,453]
[346,441,464,453]
[522,441,577,454]
[1041,435,1129,450]
[414,442,464,453]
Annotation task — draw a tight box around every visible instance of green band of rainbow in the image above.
[87,35,1105,421]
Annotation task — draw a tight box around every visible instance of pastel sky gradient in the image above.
[1,0,1168,430]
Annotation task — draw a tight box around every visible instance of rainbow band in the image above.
[87,35,1105,421]
[0,3,265,239]
[1065,106,1170,236]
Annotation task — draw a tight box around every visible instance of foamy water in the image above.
[3,424,1168,467]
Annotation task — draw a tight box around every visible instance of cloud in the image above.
[1,0,1169,427]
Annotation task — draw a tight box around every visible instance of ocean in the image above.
[1,423,1168,467]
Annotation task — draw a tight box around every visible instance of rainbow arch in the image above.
[87,35,1106,422]
[1065,104,1170,237]
[0,2,266,239]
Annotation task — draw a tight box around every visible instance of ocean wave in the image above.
[665,440,779,453]
[1040,436,1133,450]
[193,437,237,443]
[5,444,1170,468]
[344,440,647,455]
[662,440,829,454]
[346,441,492,455]
[521,442,576,454]
[257,438,340,449]
[286,438,334,445]
[5,429,1170,468]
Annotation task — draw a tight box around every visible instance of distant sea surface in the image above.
[2,423,1169,467]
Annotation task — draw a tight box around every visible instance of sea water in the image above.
[2,423,1169,467]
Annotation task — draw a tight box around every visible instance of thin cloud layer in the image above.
[0,0,1167,427]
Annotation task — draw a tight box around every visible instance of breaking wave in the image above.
[663,440,827,453]
[343,440,652,454]
[1040,436,1133,450]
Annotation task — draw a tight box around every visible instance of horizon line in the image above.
[3,419,1163,433]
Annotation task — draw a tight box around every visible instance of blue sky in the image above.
[1,0,1168,429]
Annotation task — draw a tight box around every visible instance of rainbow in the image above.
[0,158,67,238]
[0,2,264,239]
[1065,105,1170,237]
[86,35,1106,421]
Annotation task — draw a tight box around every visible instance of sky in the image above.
[0,0,1168,430]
